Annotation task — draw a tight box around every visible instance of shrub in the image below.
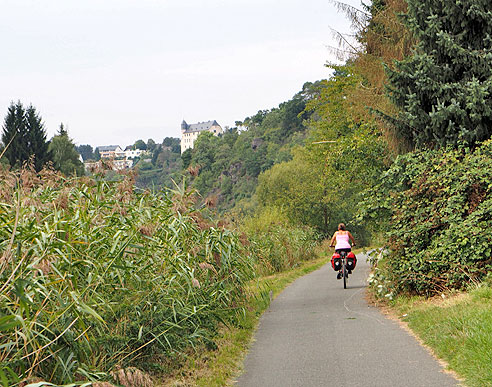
[361,140,492,296]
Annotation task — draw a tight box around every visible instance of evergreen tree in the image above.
[1,102,25,167]
[1,101,51,170]
[386,0,492,149]
[25,105,52,171]
[48,123,85,176]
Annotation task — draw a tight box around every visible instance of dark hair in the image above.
[338,223,346,231]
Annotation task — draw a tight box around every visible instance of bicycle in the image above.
[330,247,355,289]
[339,250,349,289]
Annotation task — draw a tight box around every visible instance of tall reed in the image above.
[0,166,253,385]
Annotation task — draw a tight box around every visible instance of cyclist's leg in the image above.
[338,248,352,274]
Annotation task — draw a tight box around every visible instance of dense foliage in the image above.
[324,0,492,298]
[256,66,387,239]
[385,0,492,149]
[362,140,492,296]
[184,81,321,212]
[136,137,183,190]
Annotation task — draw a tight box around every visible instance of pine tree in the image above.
[2,102,28,168]
[385,0,492,149]
[25,105,52,171]
[1,102,52,170]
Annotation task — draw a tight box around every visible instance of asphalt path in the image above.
[235,254,460,387]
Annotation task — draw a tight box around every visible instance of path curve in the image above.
[235,254,459,387]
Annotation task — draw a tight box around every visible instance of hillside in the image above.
[132,81,322,213]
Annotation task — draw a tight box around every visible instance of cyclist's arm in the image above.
[348,231,356,246]
[329,232,337,247]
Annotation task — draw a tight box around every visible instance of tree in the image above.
[1,102,26,167]
[77,144,95,161]
[49,124,84,176]
[256,66,387,236]
[162,137,174,147]
[57,122,68,136]
[94,148,101,161]
[163,137,181,154]
[181,148,192,169]
[151,145,162,166]
[332,0,415,154]
[25,106,52,171]
[256,152,326,230]
[192,132,218,173]
[385,0,492,149]
[146,138,156,152]
[134,139,147,150]
[1,101,51,171]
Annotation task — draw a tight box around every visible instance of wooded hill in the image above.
[133,81,320,211]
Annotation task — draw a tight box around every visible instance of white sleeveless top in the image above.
[335,232,351,249]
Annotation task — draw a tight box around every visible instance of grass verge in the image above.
[387,284,492,387]
[158,255,330,386]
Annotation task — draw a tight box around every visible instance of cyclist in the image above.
[329,223,356,279]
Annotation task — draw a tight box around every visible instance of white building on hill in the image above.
[180,120,222,153]
[97,145,124,159]
[87,144,144,173]
[124,149,143,158]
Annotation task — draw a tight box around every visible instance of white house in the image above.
[124,149,143,158]
[180,120,223,153]
[97,145,124,159]
[113,159,134,170]
[84,158,133,173]
[89,144,137,172]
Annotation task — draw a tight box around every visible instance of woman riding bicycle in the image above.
[330,223,356,279]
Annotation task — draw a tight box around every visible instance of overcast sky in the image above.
[1,0,361,148]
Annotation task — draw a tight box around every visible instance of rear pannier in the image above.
[346,252,357,270]
[331,253,341,271]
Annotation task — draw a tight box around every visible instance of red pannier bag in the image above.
[331,253,341,271]
[346,252,357,270]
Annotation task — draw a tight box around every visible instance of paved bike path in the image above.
[235,254,459,387]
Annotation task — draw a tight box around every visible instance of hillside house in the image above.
[180,120,222,153]
[84,159,133,173]
[97,145,124,159]
[88,145,139,173]
[124,149,144,158]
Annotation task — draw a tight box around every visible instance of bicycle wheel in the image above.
[342,258,347,289]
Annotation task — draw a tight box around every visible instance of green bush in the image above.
[361,140,492,296]
[242,207,320,274]
[0,167,253,385]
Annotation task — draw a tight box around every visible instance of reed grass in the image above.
[0,166,253,385]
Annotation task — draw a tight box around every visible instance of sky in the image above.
[0,0,361,148]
